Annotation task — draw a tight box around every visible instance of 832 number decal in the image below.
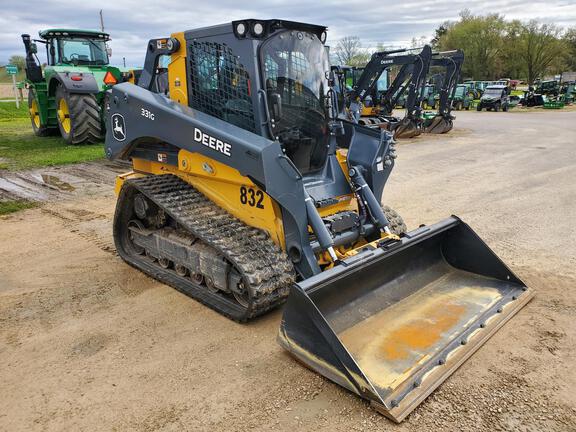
[240,186,264,209]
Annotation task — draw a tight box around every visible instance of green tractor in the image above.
[21,29,136,144]
[462,80,487,98]
[451,84,474,110]
[421,83,437,109]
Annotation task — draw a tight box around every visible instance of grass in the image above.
[0,199,36,215]
[0,102,28,120]
[0,99,105,171]
[0,118,105,170]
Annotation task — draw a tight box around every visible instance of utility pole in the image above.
[99,10,105,33]
[12,74,19,109]
[123,57,126,68]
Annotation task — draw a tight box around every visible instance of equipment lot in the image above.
[1,110,575,431]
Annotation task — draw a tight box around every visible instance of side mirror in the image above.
[30,43,38,54]
[107,47,112,57]
[270,92,282,121]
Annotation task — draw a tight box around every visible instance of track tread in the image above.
[116,174,295,321]
[383,205,407,235]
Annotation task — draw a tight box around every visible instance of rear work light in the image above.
[103,71,117,85]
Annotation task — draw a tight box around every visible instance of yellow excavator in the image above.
[104,19,533,422]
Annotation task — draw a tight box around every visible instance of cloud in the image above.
[1,0,575,66]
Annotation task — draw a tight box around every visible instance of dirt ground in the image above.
[1,110,575,431]
[0,83,27,99]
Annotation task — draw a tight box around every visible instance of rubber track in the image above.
[382,206,407,235]
[68,93,102,144]
[119,174,295,321]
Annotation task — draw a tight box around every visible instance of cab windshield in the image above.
[454,86,465,97]
[261,31,330,174]
[483,88,503,97]
[58,37,109,65]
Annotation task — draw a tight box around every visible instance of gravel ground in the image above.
[0,110,575,431]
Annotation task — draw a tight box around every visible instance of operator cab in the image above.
[482,85,507,99]
[178,20,336,176]
[454,85,466,98]
[38,29,110,67]
[260,27,331,174]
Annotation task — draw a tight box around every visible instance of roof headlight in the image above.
[252,22,264,37]
[236,22,247,37]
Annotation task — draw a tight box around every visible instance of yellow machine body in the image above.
[115,30,363,261]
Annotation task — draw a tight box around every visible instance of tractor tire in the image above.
[382,205,407,236]
[476,105,482,112]
[55,86,102,145]
[503,103,509,112]
[494,103,500,112]
[28,91,51,137]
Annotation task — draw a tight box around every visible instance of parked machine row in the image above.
[334,46,465,138]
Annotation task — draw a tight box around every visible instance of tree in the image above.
[410,36,429,49]
[431,24,449,49]
[519,20,564,84]
[8,55,25,70]
[500,19,525,79]
[348,52,372,67]
[562,27,576,71]
[436,11,508,80]
[333,36,362,65]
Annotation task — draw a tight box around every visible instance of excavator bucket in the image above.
[392,117,421,139]
[278,216,533,422]
[424,115,454,134]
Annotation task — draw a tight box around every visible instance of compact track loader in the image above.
[105,20,533,422]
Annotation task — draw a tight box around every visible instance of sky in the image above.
[1,0,576,66]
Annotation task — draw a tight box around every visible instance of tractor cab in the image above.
[39,29,110,67]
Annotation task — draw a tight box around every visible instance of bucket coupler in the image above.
[278,216,533,422]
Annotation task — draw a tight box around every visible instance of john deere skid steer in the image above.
[105,20,533,422]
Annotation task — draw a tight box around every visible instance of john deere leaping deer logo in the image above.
[111,114,126,141]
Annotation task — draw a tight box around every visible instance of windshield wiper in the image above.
[84,38,104,54]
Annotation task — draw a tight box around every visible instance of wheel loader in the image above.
[104,19,533,422]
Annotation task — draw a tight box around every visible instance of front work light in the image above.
[252,22,264,36]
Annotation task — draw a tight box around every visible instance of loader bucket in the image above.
[424,115,454,134]
[278,216,533,422]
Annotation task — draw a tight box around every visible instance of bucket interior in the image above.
[305,225,526,403]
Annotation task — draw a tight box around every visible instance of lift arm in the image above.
[347,45,432,122]
[429,50,464,117]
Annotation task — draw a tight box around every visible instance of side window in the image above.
[188,42,255,133]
